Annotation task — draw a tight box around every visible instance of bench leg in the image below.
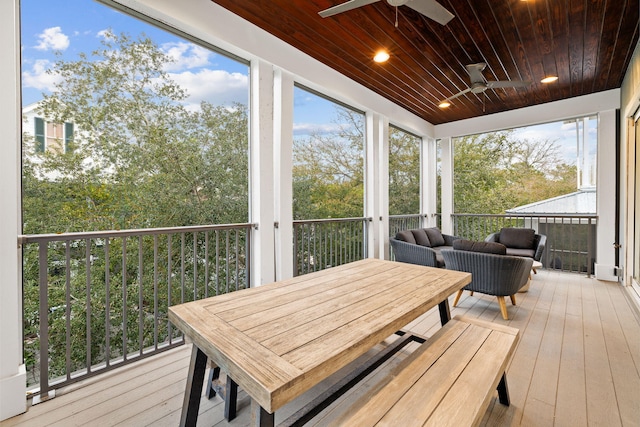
[497,373,510,406]
[225,376,238,421]
[180,345,207,427]
[438,299,451,326]
[509,294,517,305]
[205,365,239,421]
[251,399,275,427]
[206,366,221,399]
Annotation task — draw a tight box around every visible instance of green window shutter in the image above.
[64,122,74,153]
[34,117,45,152]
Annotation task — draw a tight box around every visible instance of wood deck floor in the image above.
[2,270,639,427]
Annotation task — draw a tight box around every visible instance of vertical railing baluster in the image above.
[65,241,71,379]
[105,238,111,366]
[138,236,143,356]
[235,229,240,292]
[193,232,198,300]
[85,238,92,373]
[180,233,185,303]
[204,231,209,298]
[167,234,173,343]
[226,231,230,294]
[122,238,128,361]
[153,235,158,350]
[215,230,220,295]
[38,241,49,398]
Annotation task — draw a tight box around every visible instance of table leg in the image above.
[180,345,207,427]
[438,299,451,326]
[251,399,275,427]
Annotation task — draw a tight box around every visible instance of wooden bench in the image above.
[331,316,519,427]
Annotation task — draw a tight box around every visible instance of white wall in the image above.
[0,0,26,421]
[620,38,640,296]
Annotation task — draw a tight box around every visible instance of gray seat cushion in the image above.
[411,229,432,247]
[499,228,535,249]
[395,230,416,244]
[453,239,507,255]
[424,227,445,247]
[431,245,453,267]
[506,247,536,258]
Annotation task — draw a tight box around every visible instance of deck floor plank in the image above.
[1,270,639,427]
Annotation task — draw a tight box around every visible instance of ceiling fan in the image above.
[318,0,454,26]
[439,63,531,108]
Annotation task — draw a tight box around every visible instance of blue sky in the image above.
[21,0,594,162]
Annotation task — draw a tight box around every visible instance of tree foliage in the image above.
[453,131,577,213]
[389,127,421,215]
[292,106,364,219]
[24,31,248,235]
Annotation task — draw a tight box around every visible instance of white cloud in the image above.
[97,29,110,38]
[35,27,69,51]
[22,59,60,92]
[162,42,211,71]
[168,69,248,108]
[293,122,342,136]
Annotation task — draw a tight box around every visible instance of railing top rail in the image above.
[293,217,372,225]
[19,222,255,244]
[451,213,598,219]
[389,214,426,219]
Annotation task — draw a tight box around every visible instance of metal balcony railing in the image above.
[293,217,371,276]
[451,213,597,276]
[19,223,253,399]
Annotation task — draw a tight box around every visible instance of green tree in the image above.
[453,131,577,214]
[293,106,364,219]
[26,31,248,234]
[389,127,420,215]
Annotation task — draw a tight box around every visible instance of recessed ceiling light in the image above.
[439,101,451,108]
[373,51,390,63]
[541,76,558,83]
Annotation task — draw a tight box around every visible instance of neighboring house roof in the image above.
[506,187,596,215]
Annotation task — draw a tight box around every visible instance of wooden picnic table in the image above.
[169,258,471,426]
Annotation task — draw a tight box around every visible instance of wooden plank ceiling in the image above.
[210,0,638,125]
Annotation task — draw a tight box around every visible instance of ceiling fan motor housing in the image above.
[387,0,409,6]
[470,82,488,93]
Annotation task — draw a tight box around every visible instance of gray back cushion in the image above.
[453,239,507,255]
[395,230,416,244]
[499,228,535,249]
[410,229,432,247]
[424,227,445,247]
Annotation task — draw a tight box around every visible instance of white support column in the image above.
[273,69,294,280]
[250,60,276,287]
[422,137,438,228]
[364,113,382,258]
[367,113,389,260]
[594,109,620,281]
[0,0,27,421]
[439,137,454,235]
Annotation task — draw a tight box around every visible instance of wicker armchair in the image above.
[485,228,546,262]
[441,248,533,320]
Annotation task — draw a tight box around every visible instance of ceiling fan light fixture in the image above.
[541,75,558,84]
[438,101,451,108]
[373,51,390,63]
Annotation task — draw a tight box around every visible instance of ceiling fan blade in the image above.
[443,88,472,102]
[319,0,380,17]
[405,0,454,25]
[486,80,531,89]
[465,63,487,84]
